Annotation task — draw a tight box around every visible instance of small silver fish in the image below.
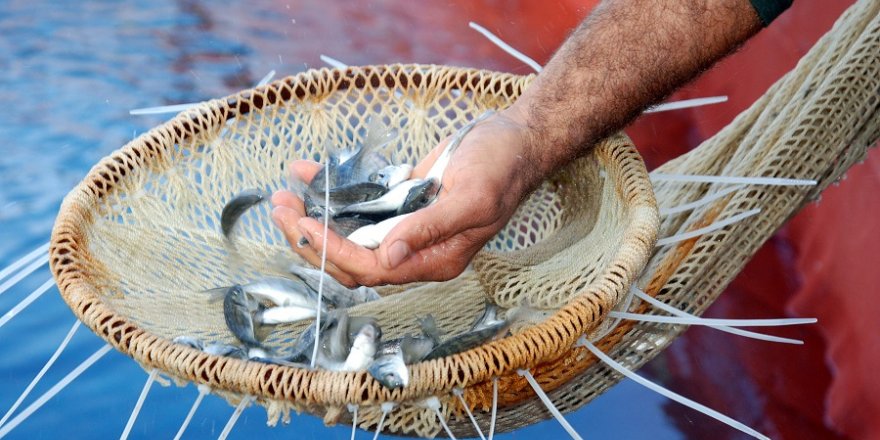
[221,189,269,239]
[369,164,413,188]
[204,276,323,310]
[423,302,506,361]
[303,182,389,219]
[203,342,248,359]
[368,346,409,389]
[172,335,204,351]
[335,178,438,218]
[223,285,262,347]
[284,310,345,366]
[287,264,381,308]
[341,321,381,372]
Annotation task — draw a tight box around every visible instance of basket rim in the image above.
[49,63,659,409]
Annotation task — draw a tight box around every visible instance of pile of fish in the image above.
[183,113,513,389]
[220,112,491,249]
[179,294,513,389]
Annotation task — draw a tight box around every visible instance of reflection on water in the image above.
[0,0,849,439]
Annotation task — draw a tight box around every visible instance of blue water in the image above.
[0,1,698,438]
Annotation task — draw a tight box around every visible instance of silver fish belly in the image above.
[341,321,380,372]
[244,276,322,309]
[255,305,318,325]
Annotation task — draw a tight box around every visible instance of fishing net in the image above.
[48,0,878,436]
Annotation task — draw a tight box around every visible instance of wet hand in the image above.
[271,110,541,287]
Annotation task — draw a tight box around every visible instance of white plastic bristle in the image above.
[0,344,112,438]
[516,370,583,440]
[120,369,158,440]
[0,242,49,284]
[468,22,542,73]
[655,208,761,247]
[310,149,332,369]
[320,55,349,69]
[0,254,49,298]
[0,278,55,330]
[257,70,276,86]
[129,103,198,116]
[453,388,486,440]
[651,173,817,186]
[660,185,745,216]
[218,395,252,440]
[372,402,395,440]
[578,337,770,440]
[0,320,80,430]
[423,397,457,439]
[347,404,358,440]
[489,377,498,440]
[630,287,804,344]
[173,387,208,440]
[644,96,728,113]
[609,310,816,327]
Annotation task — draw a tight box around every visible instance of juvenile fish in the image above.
[287,264,381,308]
[303,182,388,219]
[223,285,262,347]
[338,118,399,184]
[172,335,204,351]
[368,345,409,389]
[221,189,269,239]
[369,164,413,188]
[205,276,323,310]
[335,178,438,219]
[340,321,381,372]
[203,342,247,359]
[423,302,506,361]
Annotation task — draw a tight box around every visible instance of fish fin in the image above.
[200,287,229,303]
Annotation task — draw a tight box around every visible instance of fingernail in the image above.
[271,207,287,229]
[385,240,411,269]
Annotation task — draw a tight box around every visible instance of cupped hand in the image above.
[271,109,543,287]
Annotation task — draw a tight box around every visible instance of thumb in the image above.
[377,193,481,270]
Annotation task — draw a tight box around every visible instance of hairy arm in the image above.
[510,0,762,180]
[273,0,765,287]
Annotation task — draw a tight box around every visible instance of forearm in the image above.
[506,0,763,179]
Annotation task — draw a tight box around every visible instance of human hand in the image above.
[271,109,544,287]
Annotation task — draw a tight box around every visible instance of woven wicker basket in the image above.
[49,64,659,437]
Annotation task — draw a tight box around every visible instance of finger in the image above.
[376,192,488,270]
[296,217,379,286]
[290,160,322,184]
[271,206,355,285]
[271,190,305,215]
